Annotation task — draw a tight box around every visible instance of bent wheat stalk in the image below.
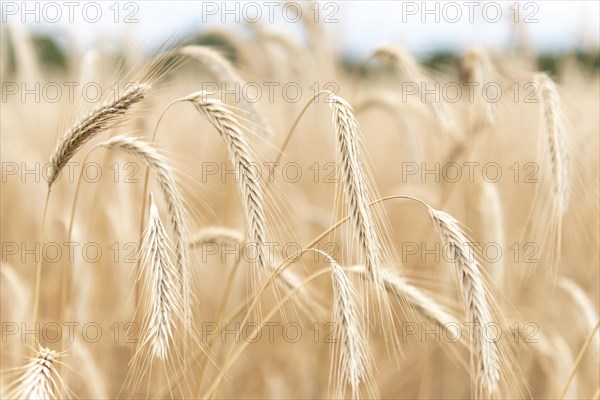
[33,83,149,345]
[351,266,461,341]
[99,136,192,325]
[200,248,371,399]
[275,92,389,293]
[183,93,269,295]
[181,195,496,398]
[179,45,272,137]
[347,194,502,396]
[47,83,149,187]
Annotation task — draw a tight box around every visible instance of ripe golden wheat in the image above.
[1,11,598,400]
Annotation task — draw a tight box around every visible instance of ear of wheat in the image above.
[535,72,570,214]
[429,208,501,397]
[329,95,383,289]
[6,346,66,399]
[48,83,148,187]
[136,194,184,361]
[322,252,376,399]
[184,93,323,321]
[184,93,269,297]
[179,46,272,137]
[100,136,192,325]
[461,48,497,134]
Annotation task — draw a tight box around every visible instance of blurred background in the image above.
[1,1,599,399]
[3,1,599,72]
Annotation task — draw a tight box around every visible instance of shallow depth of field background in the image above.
[1,1,599,399]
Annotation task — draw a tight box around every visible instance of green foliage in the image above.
[31,34,67,72]
[422,51,460,71]
[188,33,238,64]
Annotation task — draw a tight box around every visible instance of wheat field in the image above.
[1,2,599,399]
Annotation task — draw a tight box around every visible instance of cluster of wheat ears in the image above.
[1,16,599,400]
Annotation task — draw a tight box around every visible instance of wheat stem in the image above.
[560,321,600,399]
[31,189,50,350]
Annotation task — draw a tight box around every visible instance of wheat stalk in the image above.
[535,72,570,214]
[558,278,599,359]
[184,93,269,292]
[179,45,272,137]
[47,83,148,187]
[320,252,375,399]
[183,93,323,320]
[99,136,192,324]
[179,46,240,86]
[329,94,383,289]
[374,44,453,132]
[137,194,185,360]
[428,208,501,397]
[360,267,461,341]
[6,346,66,399]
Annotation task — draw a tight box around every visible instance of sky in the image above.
[4,1,600,58]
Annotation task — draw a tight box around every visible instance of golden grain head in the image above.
[2,5,598,400]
